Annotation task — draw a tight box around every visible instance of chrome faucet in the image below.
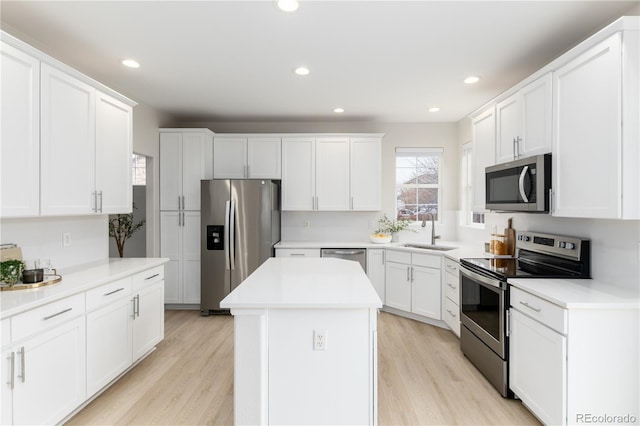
[420,212,441,245]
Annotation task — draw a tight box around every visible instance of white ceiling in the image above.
[1,1,638,123]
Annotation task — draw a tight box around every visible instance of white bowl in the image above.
[369,234,392,244]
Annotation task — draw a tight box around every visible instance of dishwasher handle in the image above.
[322,249,365,256]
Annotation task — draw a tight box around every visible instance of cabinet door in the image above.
[495,93,521,164]
[520,73,552,158]
[214,137,247,178]
[316,137,350,211]
[133,280,165,360]
[552,33,622,218]
[385,262,411,311]
[411,265,441,319]
[40,63,96,215]
[509,309,567,425]
[0,42,40,218]
[12,317,86,426]
[471,106,495,211]
[86,296,133,396]
[350,138,381,211]
[366,249,385,303]
[160,133,182,211]
[182,133,206,210]
[182,211,201,304]
[160,211,182,303]
[95,91,132,214]
[247,137,281,178]
[282,138,315,210]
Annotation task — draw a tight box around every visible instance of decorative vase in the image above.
[391,233,399,242]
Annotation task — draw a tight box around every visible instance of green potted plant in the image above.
[1,259,25,287]
[108,204,146,258]
[373,214,413,242]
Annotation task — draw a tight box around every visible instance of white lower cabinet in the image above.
[366,249,385,303]
[385,250,441,320]
[442,257,460,337]
[509,286,639,425]
[2,315,86,426]
[275,248,321,258]
[132,272,165,360]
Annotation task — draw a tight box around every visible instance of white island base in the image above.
[220,258,383,425]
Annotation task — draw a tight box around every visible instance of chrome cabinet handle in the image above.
[350,196,354,210]
[513,137,517,160]
[131,297,136,318]
[519,301,541,312]
[182,195,185,210]
[43,308,72,321]
[98,191,103,213]
[446,283,457,289]
[406,266,410,282]
[92,191,97,213]
[382,251,385,265]
[9,352,15,389]
[178,195,181,210]
[145,273,160,281]
[290,253,306,257]
[446,309,457,317]
[18,347,25,383]
[410,266,414,282]
[135,294,140,318]
[105,287,125,296]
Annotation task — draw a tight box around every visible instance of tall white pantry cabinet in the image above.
[159,129,213,305]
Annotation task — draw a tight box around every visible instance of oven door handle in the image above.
[460,266,504,290]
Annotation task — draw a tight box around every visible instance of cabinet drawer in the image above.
[444,258,459,275]
[12,293,85,341]
[510,287,567,334]
[385,250,411,264]
[412,252,441,269]
[275,248,321,258]
[444,272,459,303]
[86,277,133,311]
[443,297,460,337]
[133,266,165,291]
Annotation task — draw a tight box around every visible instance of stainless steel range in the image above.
[459,231,590,397]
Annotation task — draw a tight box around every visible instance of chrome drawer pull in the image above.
[446,309,457,317]
[290,253,306,257]
[446,283,457,289]
[145,273,160,280]
[43,308,72,321]
[9,352,15,389]
[18,347,25,383]
[519,301,542,312]
[104,287,125,296]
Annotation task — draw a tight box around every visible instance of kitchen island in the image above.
[220,257,382,425]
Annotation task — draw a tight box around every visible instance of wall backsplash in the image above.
[0,215,109,272]
[459,212,640,290]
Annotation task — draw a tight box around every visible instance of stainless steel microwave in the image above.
[485,154,551,212]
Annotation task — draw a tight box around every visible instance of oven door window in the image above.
[486,164,536,205]
[461,273,501,342]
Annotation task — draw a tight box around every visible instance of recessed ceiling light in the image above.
[294,67,310,76]
[333,108,345,113]
[429,107,440,112]
[277,0,299,12]
[464,76,480,84]
[122,59,140,69]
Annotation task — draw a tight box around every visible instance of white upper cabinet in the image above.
[213,136,281,179]
[2,32,136,218]
[350,137,381,211]
[552,31,639,219]
[0,41,40,217]
[471,106,496,211]
[495,73,552,164]
[160,129,213,211]
[40,63,96,216]
[282,137,316,210]
[281,134,383,211]
[315,137,350,210]
[95,91,133,214]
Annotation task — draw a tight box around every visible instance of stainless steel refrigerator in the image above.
[200,179,280,315]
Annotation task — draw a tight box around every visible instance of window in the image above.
[395,148,442,222]
[132,154,146,185]
[460,143,484,225]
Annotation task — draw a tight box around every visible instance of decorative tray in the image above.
[0,274,62,291]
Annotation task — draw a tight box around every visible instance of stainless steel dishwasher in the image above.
[320,248,367,272]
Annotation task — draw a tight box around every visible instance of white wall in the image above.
[184,121,459,242]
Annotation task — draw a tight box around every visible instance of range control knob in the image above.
[558,241,566,248]
[565,242,575,250]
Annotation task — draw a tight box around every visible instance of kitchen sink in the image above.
[402,243,457,251]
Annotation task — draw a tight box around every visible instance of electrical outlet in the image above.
[63,232,71,247]
[313,329,327,351]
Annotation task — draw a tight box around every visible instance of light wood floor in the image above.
[68,310,540,425]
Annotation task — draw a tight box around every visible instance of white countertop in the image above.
[220,257,383,309]
[509,278,640,310]
[275,240,488,261]
[0,257,169,319]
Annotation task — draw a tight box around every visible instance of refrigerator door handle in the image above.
[224,201,231,270]
[229,199,236,270]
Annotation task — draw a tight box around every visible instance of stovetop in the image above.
[461,231,591,281]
